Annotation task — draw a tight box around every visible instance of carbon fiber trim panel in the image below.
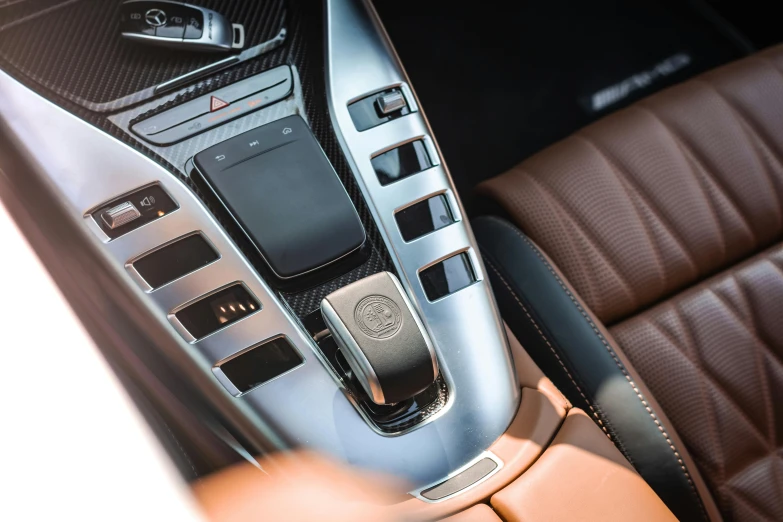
[0,0,394,320]
[0,0,286,106]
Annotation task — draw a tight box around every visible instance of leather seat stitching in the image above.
[480,253,611,438]
[723,450,783,485]
[489,217,704,513]
[722,485,777,522]
[642,312,770,452]
[694,78,783,230]
[636,103,759,246]
[707,285,783,374]
[521,170,639,312]
[637,310,729,484]
[624,105,731,265]
[723,452,783,521]
[728,272,778,447]
[515,167,602,306]
[575,134,672,290]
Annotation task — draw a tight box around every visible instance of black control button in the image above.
[348,88,411,132]
[92,184,178,240]
[372,140,433,186]
[175,284,260,340]
[120,2,156,36]
[155,6,188,39]
[420,253,477,301]
[395,195,455,242]
[194,116,366,279]
[184,11,204,39]
[218,337,303,394]
[132,234,219,289]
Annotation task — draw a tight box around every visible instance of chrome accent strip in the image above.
[326,0,519,477]
[410,451,504,503]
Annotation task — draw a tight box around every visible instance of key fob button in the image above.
[120,4,156,36]
[154,6,188,39]
[184,12,204,39]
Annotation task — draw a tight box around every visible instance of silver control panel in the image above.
[0,0,521,493]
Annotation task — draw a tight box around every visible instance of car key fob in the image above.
[120,0,245,52]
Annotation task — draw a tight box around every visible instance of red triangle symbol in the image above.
[210,96,229,112]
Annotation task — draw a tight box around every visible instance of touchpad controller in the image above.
[194,115,366,279]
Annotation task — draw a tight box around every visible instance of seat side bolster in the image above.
[473,215,716,522]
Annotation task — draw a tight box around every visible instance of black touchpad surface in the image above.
[194,115,366,279]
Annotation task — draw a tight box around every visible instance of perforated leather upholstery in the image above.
[479,45,783,325]
[477,44,783,521]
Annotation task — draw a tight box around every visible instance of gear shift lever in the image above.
[321,272,438,405]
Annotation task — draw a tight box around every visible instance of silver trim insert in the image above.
[326,0,519,477]
[410,451,504,503]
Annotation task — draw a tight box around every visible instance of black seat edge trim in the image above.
[473,215,708,522]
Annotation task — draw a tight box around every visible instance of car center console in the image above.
[0,0,527,513]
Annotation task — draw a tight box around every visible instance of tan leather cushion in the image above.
[478,44,783,325]
[491,409,676,522]
[439,504,501,522]
[611,244,783,520]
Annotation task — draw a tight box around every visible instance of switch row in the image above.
[91,183,303,395]
[348,86,479,302]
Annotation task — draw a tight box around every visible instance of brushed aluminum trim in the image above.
[325,0,520,479]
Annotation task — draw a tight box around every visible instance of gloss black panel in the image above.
[371,140,432,186]
[420,253,476,301]
[92,184,178,240]
[132,234,219,289]
[395,194,454,242]
[219,337,303,393]
[175,284,260,340]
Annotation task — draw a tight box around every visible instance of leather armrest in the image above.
[491,409,677,521]
[439,504,501,521]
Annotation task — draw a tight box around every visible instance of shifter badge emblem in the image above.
[354,295,402,339]
[144,9,167,27]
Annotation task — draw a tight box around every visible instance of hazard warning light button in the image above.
[210,96,229,112]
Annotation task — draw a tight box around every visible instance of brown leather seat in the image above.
[474,44,783,521]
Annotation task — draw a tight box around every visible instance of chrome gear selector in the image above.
[120,0,245,52]
[321,272,439,405]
